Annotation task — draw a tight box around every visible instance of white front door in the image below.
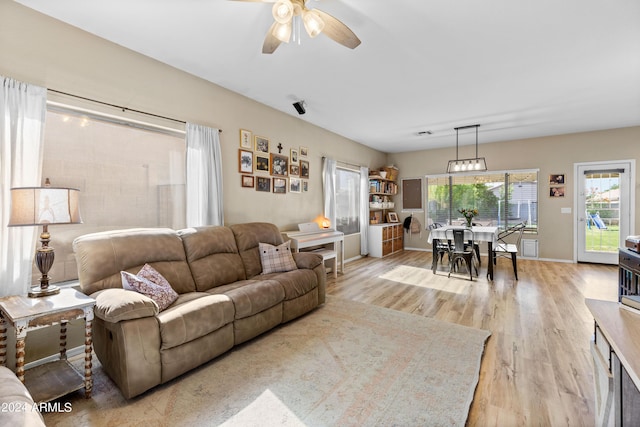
[576,160,634,264]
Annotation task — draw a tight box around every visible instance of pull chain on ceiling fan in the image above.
[231,0,361,54]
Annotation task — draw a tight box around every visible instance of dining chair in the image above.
[429,223,450,268]
[492,222,526,280]
[446,228,478,281]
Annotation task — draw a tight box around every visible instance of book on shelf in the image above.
[620,295,640,315]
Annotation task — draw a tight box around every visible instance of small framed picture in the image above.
[290,164,300,176]
[300,160,310,178]
[290,148,299,164]
[256,176,271,192]
[255,136,269,153]
[240,129,252,149]
[273,178,287,194]
[387,212,399,223]
[255,154,269,172]
[270,153,289,176]
[549,174,565,185]
[238,149,253,173]
[241,175,254,188]
[289,177,301,193]
[303,181,308,192]
[550,186,565,197]
[300,146,308,157]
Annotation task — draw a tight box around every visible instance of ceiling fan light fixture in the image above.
[272,0,294,24]
[272,20,292,43]
[302,9,325,38]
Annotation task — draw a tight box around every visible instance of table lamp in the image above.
[8,178,82,297]
[313,215,331,229]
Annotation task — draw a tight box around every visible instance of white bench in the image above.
[310,248,338,279]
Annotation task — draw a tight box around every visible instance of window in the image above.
[335,167,361,235]
[426,170,538,230]
[42,107,186,284]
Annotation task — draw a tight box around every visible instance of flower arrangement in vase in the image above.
[458,208,478,228]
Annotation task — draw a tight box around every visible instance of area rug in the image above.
[44,297,491,427]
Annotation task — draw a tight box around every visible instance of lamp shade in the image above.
[8,187,82,226]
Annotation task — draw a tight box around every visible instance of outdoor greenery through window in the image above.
[426,170,538,231]
[335,167,360,235]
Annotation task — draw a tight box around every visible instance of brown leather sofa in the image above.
[73,222,325,399]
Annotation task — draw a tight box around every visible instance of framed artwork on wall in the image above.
[241,175,254,188]
[270,153,289,176]
[240,129,252,149]
[289,177,301,193]
[300,160,309,178]
[255,154,269,172]
[549,186,565,197]
[300,146,308,157]
[238,149,253,173]
[549,174,565,185]
[255,136,269,153]
[256,176,271,192]
[290,164,300,176]
[273,178,287,194]
[290,148,299,164]
[303,181,308,192]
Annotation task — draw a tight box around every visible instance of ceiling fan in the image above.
[231,0,361,54]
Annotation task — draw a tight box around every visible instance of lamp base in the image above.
[28,285,60,298]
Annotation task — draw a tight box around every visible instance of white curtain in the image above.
[322,157,337,228]
[185,123,223,227]
[0,77,47,297]
[359,166,370,255]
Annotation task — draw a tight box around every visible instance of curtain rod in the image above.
[323,157,365,169]
[47,89,222,133]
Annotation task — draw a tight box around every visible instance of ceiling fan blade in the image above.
[262,22,283,54]
[313,9,361,49]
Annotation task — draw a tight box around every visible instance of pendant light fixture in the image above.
[446,124,487,173]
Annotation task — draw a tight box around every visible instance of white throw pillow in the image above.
[259,241,298,274]
[120,264,178,311]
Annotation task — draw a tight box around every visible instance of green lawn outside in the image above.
[586,225,620,252]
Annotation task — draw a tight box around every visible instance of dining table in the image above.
[427,225,499,280]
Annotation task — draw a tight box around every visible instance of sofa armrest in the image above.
[0,366,45,427]
[91,288,159,323]
[292,252,323,270]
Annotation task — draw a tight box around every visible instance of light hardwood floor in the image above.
[325,250,618,426]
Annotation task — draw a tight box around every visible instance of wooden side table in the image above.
[0,288,95,403]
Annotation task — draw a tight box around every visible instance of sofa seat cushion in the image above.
[262,269,318,301]
[92,288,159,323]
[207,279,284,320]
[157,294,234,350]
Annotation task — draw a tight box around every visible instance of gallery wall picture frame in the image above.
[273,178,287,194]
[300,146,308,157]
[238,149,253,173]
[290,148,299,164]
[241,175,254,188]
[387,212,399,223]
[302,181,308,192]
[549,186,565,198]
[255,154,269,172]
[270,153,289,176]
[549,174,565,185]
[240,129,252,149]
[256,176,271,192]
[289,177,301,193]
[255,135,269,153]
[290,164,300,176]
[300,160,310,178]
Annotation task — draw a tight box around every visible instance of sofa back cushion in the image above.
[178,226,246,292]
[73,228,196,296]
[229,222,284,279]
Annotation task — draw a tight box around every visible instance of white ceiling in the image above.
[16,0,640,153]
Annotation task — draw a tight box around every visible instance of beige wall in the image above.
[389,126,640,261]
[0,1,386,263]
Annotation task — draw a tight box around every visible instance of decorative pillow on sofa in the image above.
[259,241,298,274]
[120,264,178,311]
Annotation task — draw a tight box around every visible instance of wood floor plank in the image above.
[325,250,618,426]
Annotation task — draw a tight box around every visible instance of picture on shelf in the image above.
[387,212,399,223]
[238,149,253,173]
[240,129,252,149]
[256,177,271,192]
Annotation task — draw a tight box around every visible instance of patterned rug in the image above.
[44,297,490,426]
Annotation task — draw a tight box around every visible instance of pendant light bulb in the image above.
[272,21,292,43]
[302,9,325,38]
[272,0,294,24]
